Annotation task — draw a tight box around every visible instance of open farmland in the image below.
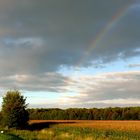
[28,120,140,139]
[29,120,140,132]
[0,120,140,140]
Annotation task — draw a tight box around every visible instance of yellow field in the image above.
[29,120,140,132]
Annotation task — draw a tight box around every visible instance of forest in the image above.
[28,107,140,120]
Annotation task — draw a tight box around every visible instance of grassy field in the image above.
[29,120,140,132]
[0,120,140,140]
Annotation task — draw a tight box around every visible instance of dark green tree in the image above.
[1,90,29,129]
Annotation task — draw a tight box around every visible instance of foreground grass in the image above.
[0,127,139,140]
[0,133,23,140]
[0,120,140,140]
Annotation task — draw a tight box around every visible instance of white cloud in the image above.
[0,71,139,107]
[58,71,140,107]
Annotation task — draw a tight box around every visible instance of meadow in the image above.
[0,120,140,140]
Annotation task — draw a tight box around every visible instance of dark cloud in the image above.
[0,0,139,75]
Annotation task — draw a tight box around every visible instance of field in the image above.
[29,120,140,132]
[0,120,140,140]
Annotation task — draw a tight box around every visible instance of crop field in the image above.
[29,120,140,132]
[0,120,140,140]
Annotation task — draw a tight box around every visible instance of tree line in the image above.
[28,107,140,120]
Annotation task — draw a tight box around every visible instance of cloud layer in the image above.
[0,73,72,92]
[57,71,140,107]
[0,0,139,75]
[0,71,140,107]
[0,0,140,108]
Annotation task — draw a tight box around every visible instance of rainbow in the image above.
[78,1,133,67]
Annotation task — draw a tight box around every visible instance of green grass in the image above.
[0,133,23,140]
[0,124,140,140]
[53,127,140,140]
[2,126,139,140]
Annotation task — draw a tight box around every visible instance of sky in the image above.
[0,0,140,108]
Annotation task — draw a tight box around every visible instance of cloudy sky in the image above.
[0,0,140,108]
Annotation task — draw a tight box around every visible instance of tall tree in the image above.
[1,90,29,129]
